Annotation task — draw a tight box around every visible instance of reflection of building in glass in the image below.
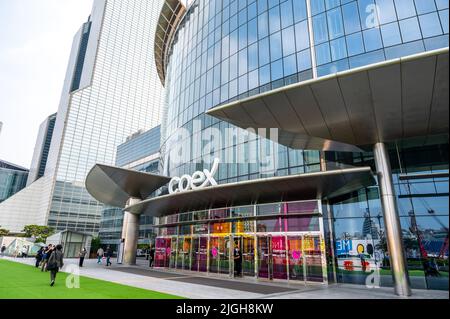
[99,126,161,250]
[362,213,379,239]
[0,0,164,234]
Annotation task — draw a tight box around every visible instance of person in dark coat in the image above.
[47,244,64,286]
[35,247,44,268]
[233,246,243,277]
[105,246,113,266]
[149,246,155,268]
[78,248,87,267]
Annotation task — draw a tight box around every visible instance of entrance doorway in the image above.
[257,234,326,283]
[155,237,171,268]
[176,237,191,270]
[233,236,255,277]
[191,236,208,272]
[169,237,177,268]
[257,235,288,279]
[209,236,231,275]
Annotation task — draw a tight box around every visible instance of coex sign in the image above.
[168,158,220,194]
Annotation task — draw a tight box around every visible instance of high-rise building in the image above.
[0,160,28,204]
[86,0,449,295]
[362,212,379,240]
[27,113,57,186]
[0,0,165,234]
[99,125,161,250]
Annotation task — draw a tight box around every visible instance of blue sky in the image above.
[0,0,93,168]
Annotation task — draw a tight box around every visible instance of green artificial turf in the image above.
[0,259,183,299]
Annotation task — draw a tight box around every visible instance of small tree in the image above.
[22,225,54,243]
[0,227,10,237]
[90,237,101,254]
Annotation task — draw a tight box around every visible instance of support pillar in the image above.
[122,198,141,265]
[373,142,412,297]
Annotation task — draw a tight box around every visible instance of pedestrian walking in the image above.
[233,246,242,277]
[35,247,44,268]
[97,247,104,264]
[78,248,87,267]
[149,246,155,268]
[47,244,64,287]
[0,245,6,256]
[41,245,53,272]
[21,245,28,258]
[105,246,113,266]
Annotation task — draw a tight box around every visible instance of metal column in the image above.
[373,143,412,296]
[122,198,141,265]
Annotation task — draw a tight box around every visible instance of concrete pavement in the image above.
[2,256,448,299]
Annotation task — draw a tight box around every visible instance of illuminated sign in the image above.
[169,158,220,194]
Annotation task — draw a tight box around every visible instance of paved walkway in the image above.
[3,257,448,299]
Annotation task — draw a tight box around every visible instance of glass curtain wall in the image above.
[154,200,328,283]
[327,135,449,290]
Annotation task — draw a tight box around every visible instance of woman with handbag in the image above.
[47,244,64,287]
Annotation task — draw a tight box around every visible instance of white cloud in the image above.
[0,0,93,168]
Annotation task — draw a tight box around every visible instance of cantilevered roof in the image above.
[154,0,186,86]
[85,164,171,208]
[125,167,375,216]
[207,48,449,151]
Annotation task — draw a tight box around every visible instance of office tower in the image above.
[0,0,164,234]
[27,113,57,186]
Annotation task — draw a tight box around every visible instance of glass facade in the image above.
[154,200,328,282]
[27,113,57,186]
[71,21,92,93]
[0,161,28,204]
[157,0,449,289]
[325,135,449,290]
[161,0,448,181]
[44,0,165,235]
[116,126,161,168]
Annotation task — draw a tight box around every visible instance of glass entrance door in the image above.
[199,237,208,272]
[220,236,231,275]
[191,237,208,272]
[303,235,324,282]
[272,236,288,279]
[257,235,272,279]
[209,237,220,273]
[169,237,177,269]
[242,236,255,277]
[257,234,326,283]
[155,237,171,268]
[288,236,305,281]
[176,237,191,270]
[232,236,255,277]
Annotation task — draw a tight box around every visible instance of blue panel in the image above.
[419,12,443,38]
